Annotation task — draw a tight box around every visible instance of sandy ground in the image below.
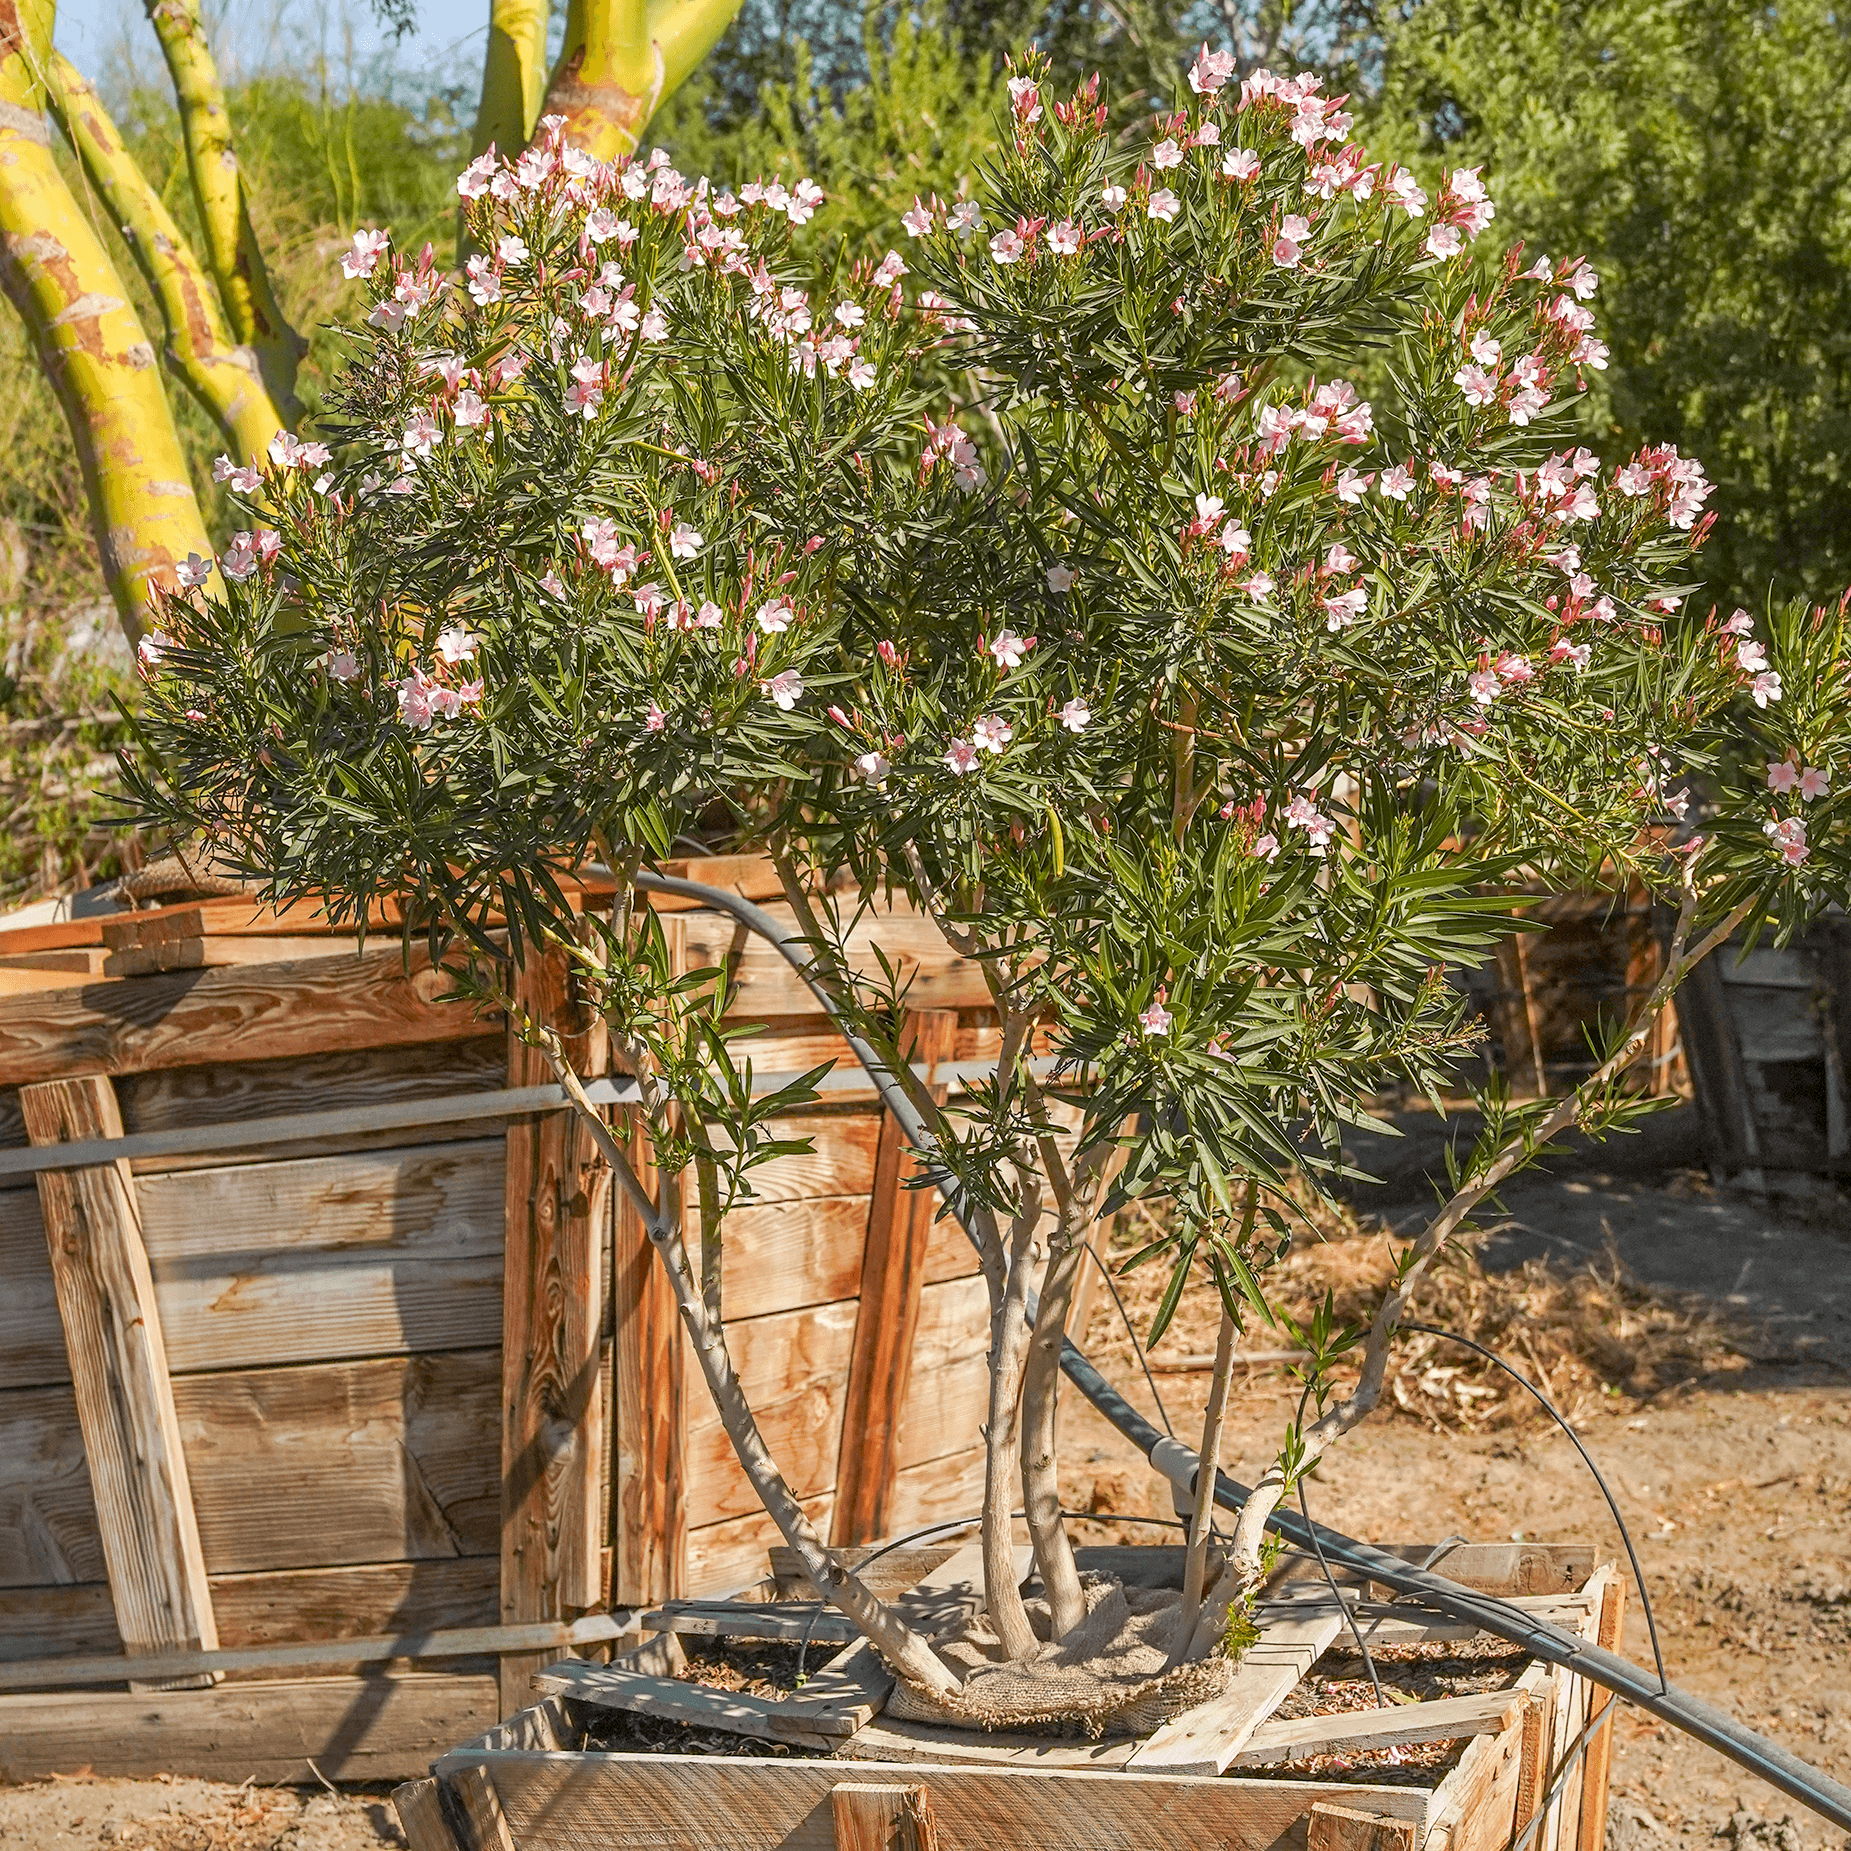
[3,1136,1846,1851]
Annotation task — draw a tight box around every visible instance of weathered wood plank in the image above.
[840,1716,1138,1769]
[611,1109,686,1610]
[0,1381,104,1585]
[831,1782,940,1851]
[210,1558,500,1652]
[1367,1542,1595,1597]
[0,946,492,1088]
[1576,1574,1626,1851]
[892,1276,991,1474]
[766,1543,962,1604]
[0,1144,507,1388]
[24,1076,218,1691]
[640,1599,861,1645]
[1126,1606,1348,1775]
[731,1110,883,1203]
[450,1762,520,1851]
[530,1659,842,1747]
[685,1493,834,1600]
[1306,1801,1419,1851]
[719,1196,871,1321]
[680,903,993,1019]
[472,1753,1433,1851]
[882,1448,986,1546]
[501,950,608,1717]
[0,1672,497,1782]
[1233,1688,1526,1767]
[683,1301,857,1529]
[393,1777,463,1851]
[170,1351,501,1573]
[833,1011,959,1547]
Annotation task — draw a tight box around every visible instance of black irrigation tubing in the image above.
[632,870,1851,1833]
[1402,1319,1670,1695]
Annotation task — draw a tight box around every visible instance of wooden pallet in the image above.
[397,1542,1624,1851]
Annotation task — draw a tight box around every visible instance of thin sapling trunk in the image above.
[982,1174,1045,1660]
[1170,1281,1240,1664]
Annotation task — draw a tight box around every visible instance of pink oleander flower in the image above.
[1139,1000,1173,1036]
[973,713,1013,754]
[1220,523,1251,559]
[1151,139,1184,171]
[1049,220,1082,256]
[1798,765,1829,800]
[1764,815,1809,865]
[763,668,804,710]
[1222,147,1261,182]
[1148,188,1181,224]
[1194,492,1225,526]
[1453,363,1498,407]
[437,626,479,664]
[1736,638,1769,674]
[1059,698,1091,732]
[341,227,390,278]
[1284,793,1336,851]
[1323,586,1367,631]
[1189,43,1234,94]
[453,388,490,430]
[1101,184,1127,212]
[1252,832,1281,862]
[756,597,795,634]
[988,630,1032,670]
[1240,571,1275,603]
[945,736,979,774]
[220,532,261,582]
[1752,671,1783,708]
[990,228,1025,264]
[902,197,934,237]
[1467,666,1502,706]
[1046,563,1075,592]
[1767,758,1799,794]
[669,522,703,560]
[1379,464,1415,500]
[950,200,982,235]
[324,648,360,681]
[212,454,263,495]
[174,551,212,589]
[1426,224,1464,259]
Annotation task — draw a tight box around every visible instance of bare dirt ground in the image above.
[4,1122,1847,1851]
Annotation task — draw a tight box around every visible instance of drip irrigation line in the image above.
[1402,1320,1669,1695]
[631,868,1851,1833]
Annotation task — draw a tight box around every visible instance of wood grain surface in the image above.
[24,1076,218,1689]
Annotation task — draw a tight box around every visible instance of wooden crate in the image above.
[1676,916,1851,1188]
[394,1541,1625,1851]
[0,858,1016,1781]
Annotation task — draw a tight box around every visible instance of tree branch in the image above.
[47,52,283,463]
[142,0,305,415]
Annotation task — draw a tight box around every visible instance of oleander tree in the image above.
[122,52,1848,1711]
[0,0,743,637]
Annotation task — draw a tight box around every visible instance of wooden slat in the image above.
[394,1777,463,1851]
[0,945,490,1089]
[641,1599,861,1645]
[532,1659,843,1747]
[450,1762,520,1851]
[171,1351,500,1573]
[766,1543,962,1603]
[679,902,992,1019]
[1126,1605,1348,1775]
[733,1109,883,1202]
[0,1671,497,1782]
[719,1196,871,1320]
[501,950,608,1717]
[0,1143,506,1389]
[1366,1542,1596,1597]
[0,1380,104,1585]
[685,1493,833,1596]
[1233,1688,1526,1767]
[841,1716,1138,1769]
[1427,1686,1530,1851]
[833,1010,959,1547]
[472,1752,1433,1851]
[882,1447,987,1544]
[831,1782,940,1851]
[102,935,372,978]
[891,1276,990,1474]
[684,1300,857,1529]
[24,1077,218,1691]
[1307,1801,1419,1851]
[1576,1575,1626,1851]
[612,1106,685,1609]
[211,1558,499,1652]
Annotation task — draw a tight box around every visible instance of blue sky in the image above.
[52,1,495,100]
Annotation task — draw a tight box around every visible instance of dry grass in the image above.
[1084,1185,1762,1434]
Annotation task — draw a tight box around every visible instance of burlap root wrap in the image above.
[886,1573,1233,1738]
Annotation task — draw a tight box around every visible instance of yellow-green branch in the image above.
[1,0,211,637]
[142,0,304,414]
[541,0,747,159]
[47,50,283,464]
[473,0,550,161]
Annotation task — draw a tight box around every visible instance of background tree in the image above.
[1371,0,1851,623]
[0,0,746,639]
